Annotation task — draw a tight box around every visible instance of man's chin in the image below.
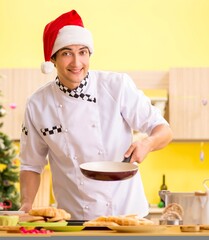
[69,71,85,80]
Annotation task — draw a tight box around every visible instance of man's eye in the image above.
[80,50,88,55]
[62,51,72,56]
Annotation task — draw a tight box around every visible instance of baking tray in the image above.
[66,220,110,230]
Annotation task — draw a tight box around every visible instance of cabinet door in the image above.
[169,68,209,140]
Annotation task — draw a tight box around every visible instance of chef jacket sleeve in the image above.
[19,99,48,174]
[120,73,169,135]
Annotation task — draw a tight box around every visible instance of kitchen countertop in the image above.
[0,225,209,238]
[149,207,164,214]
[147,207,164,224]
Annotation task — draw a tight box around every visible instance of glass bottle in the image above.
[159,174,168,207]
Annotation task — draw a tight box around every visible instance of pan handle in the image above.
[122,153,133,163]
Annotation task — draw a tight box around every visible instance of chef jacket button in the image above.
[92,124,96,128]
[84,205,89,209]
[73,156,77,160]
[80,181,84,185]
[58,104,63,108]
[65,129,68,132]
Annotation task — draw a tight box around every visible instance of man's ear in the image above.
[50,58,56,67]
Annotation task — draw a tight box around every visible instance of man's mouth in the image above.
[69,69,82,74]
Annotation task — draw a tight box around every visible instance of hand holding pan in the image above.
[79,153,138,181]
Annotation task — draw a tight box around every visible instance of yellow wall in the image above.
[1,0,209,70]
[140,142,209,204]
[1,0,209,205]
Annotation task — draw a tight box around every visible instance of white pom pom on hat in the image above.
[41,61,54,74]
[41,10,94,74]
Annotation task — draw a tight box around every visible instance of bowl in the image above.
[159,219,183,225]
[0,211,25,215]
[0,215,19,226]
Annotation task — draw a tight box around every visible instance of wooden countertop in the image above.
[0,226,209,238]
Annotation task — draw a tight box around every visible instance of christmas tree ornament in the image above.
[0,106,6,117]
[9,103,17,109]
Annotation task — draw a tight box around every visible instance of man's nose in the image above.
[71,55,80,66]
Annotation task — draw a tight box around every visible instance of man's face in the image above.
[52,45,90,89]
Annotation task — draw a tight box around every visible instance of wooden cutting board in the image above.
[0,226,21,232]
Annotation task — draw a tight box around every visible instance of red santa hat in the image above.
[41,10,94,74]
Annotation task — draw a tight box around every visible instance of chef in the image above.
[19,9,173,220]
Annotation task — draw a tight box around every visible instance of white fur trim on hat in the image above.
[41,61,54,74]
[52,25,94,56]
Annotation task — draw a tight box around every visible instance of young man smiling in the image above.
[51,45,90,89]
[19,10,172,220]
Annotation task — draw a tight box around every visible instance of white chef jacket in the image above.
[20,70,168,220]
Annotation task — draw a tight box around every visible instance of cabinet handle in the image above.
[201,99,208,106]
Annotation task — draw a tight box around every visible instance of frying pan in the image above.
[79,155,138,181]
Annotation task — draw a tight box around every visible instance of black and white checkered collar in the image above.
[56,73,88,94]
[55,73,96,103]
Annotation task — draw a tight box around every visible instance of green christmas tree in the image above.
[0,93,20,210]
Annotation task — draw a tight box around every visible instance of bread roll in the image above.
[29,207,71,222]
[163,203,184,217]
[84,215,154,226]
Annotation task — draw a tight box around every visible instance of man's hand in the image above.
[19,203,32,213]
[124,137,153,163]
[124,124,173,163]
[20,170,41,213]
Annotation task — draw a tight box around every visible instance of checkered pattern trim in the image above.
[55,73,96,103]
[40,125,62,136]
[22,125,28,136]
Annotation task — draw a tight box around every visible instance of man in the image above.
[19,10,173,220]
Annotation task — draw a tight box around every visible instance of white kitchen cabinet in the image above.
[169,68,209,140]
